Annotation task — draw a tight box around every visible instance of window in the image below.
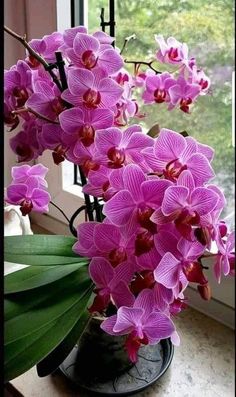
[27,0,234,323]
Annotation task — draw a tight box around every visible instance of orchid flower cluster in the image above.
[4,26,235,363]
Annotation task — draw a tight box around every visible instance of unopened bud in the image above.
[197,283,211,300]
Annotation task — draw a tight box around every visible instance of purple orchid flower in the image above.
[59,26,87,53]
[142,72,176,104]
[154,230,206,294]
[28,32,64,64]
[73,221,136,268]
[155,35,189,65]
[10,118,45,162]
[161,179,219,240]
[94,125,154,169]
[11,164,48,189]
[67,142,100,174]
[101,289,176,362]
[88,257,135,313]
[190,66,211,94]
[65,32,123,75]
[214,231,235,283]
[168,76,201,113]
[4,61,33,117]
[82,166,116,200]
[6,175,50,216]
[112,81,138,127]
[26,79,65,122]
[61,67,123,110]
[59,107,114,147]
[103,164,172,235]
[133,246,175,312]
[41,124,75,165]
[142,128,215,185]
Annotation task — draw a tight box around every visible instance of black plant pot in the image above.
[59,316,174,396]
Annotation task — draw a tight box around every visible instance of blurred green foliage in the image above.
[88,0,235,216]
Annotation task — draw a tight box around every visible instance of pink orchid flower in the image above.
[61,67,123,110]
[6,175,50,216]
[103,164,172,235]
[101,289,176,362]
[142,129,215,185]
[161,181,219,240]
[154,230,206,294]
[168,76,201,113]
[11,164,48,188]
[10,118,45,163]
[26,80,65,122]
[155,35,189,65]
[59,107,114,147]
[28,32,63,64]
[88,257,135,313]
[66,32,123,75]
[94,125,154,169]
[214,231,235,283]
[41,124,75,165]
[142,72,176,104]
[73,220,136,268]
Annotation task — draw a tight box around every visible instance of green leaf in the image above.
[4,235,87,266]
[4,262,88,294]
[147,123,160,138]
[5,254,87,266]
[4,266,93,382]
[36,300,92,377]
[4,235,78,258]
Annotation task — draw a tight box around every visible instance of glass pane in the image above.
[88,0,235,224]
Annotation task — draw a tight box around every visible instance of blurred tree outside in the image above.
[88,0,235,222]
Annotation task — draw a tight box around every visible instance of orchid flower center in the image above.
[180,97,192,113]
[175,208,200,239]
[131,271,155,295]
[107,147,126,168]
[81,50,98,69]
[51,97,65,116]
[78,124,95,146]
[137,206,157,233]
[12,87,29,108]
[168,47,179,61]
[52,144,66,165]
[82,159,99,175]
[153,88,167,103]
[83,89,101,109]
[135,230,154,256]
[108,247,127,267]
[199,78,208,90]
[20,198,33,216]
[163,158,187,181]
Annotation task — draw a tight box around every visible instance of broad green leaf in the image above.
[5,267,90,321]
[4,266,93,382]
[4,235,78,258]
[4,262,88,294]
[36,299,92,377]
[5,254,87,266]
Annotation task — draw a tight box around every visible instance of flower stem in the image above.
[124,59,161,74]
[4,25,62,91]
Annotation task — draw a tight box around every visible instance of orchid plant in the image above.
[4,23,235,382]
